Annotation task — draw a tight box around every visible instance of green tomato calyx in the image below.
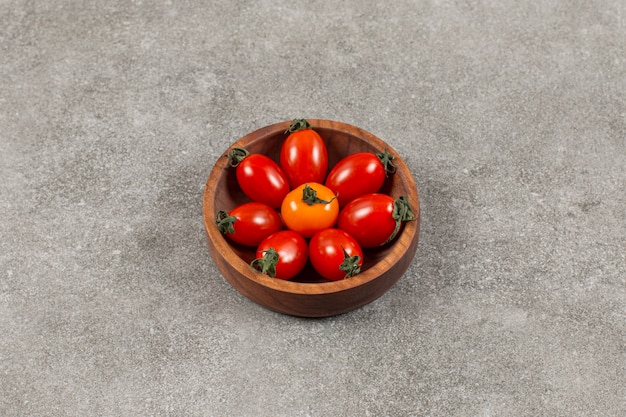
[301,184,336,206]
[286,118,311,133]
[385,196,416,244]
[250,247,279,278]
[339,246,361,279]
[226,147,249,167]
[215,210,237,234]
[376,148,397,177]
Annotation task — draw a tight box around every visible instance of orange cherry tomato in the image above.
[280,182,339,238]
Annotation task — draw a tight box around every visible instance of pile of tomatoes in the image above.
[215,119,416,281]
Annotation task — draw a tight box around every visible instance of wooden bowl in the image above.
[202,119,420,317]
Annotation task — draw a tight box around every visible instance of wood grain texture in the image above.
[202,119,420,317]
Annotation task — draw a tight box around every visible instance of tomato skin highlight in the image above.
[281,183,339,238]
[280,124,328,189]
[252,230,308,280]
[215,202,283,247]
[235,153,290,208]
[325,152,386,206]
[309,228,364,281]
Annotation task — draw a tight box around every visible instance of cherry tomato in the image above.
[227,148,289,208]
[337,194,415,248]
[309,228,364,281]
[215,202,283,247]
[325,150,396,206]
[281,182,339,238]
[251,231,308,280]
[280,119,328,189]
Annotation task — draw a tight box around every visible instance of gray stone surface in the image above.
[1,1,624,416]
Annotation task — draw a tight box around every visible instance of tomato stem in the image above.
[385,196,416,244]
[250,248,279,278]
[226,147,249,167]
[339,246,361,278]
[285,118,311,133]
[301,184,336,206]
[215,210,237,234]
[376,148,397,177]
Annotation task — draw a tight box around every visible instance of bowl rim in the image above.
[203,119,420,296]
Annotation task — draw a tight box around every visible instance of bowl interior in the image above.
[208,120,417,286]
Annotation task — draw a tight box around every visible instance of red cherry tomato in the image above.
[215,202,283,247]
[251,231,308,280]
[280,119,328,189]
[325,150,396,206]
[227,148,290,208]
[309,228,363,281]
[337,194,415,248]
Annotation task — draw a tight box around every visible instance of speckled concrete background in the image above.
[1,1,624,416]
